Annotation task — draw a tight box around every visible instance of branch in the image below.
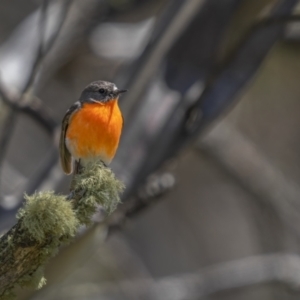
[197,120,300,237]
[106,172,175,233]
[184,0,298,134]
[0,0,52,157]
[0,89,57,135]
[0,0,71,210]
[0,0,71,135]
[0,162,124,299]
[21,0,72,95]
[57,253,300,300]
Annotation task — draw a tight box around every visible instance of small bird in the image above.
[59,80,126,174]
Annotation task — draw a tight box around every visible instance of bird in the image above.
[59,80,126,174]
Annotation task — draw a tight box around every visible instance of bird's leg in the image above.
[74,159,84,175]
[69,159,82,194]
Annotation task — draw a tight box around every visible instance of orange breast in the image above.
[66,100,123,164]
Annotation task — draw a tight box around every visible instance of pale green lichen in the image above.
[72,161,125,225]
[17,191,79,243]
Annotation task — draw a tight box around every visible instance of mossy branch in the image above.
[0,162,124,299]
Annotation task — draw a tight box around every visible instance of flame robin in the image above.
[59,80,126,174]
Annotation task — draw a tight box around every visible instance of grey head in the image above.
[79,80,127,103]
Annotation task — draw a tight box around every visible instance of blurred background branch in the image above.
[56,253,300,300]
[1,0,300,299]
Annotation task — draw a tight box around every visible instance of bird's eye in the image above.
[99,88,105,94]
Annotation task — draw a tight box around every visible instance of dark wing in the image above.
[59,101,81,174]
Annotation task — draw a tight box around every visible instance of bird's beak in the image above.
[115,89,127,96]
[117,90,127,95]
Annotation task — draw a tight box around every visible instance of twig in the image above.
[106,173,175,233]
[0,88,57,135]
[18,97,58,135]
[44,0,73,54]
[21,0,50,95]
[22,0,73,95]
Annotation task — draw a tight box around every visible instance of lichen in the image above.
[17,191,79,243]
[72,161,124,225]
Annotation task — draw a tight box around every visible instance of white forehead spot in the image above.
[113,85,118,91]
